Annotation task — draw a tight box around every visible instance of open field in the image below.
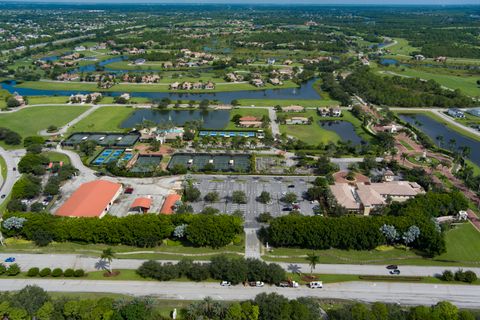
[0,105,90,139]
[263,223,480,267]
[68,106,133,133]
[387,38,419,56]
[279,110,370,144]
[16,79,299,93]
[378,65,480,97]
[42,151,71,164]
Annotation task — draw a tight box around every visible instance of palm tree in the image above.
[401,152,408,165]
[306,252,320,275]
[101,248,115,274]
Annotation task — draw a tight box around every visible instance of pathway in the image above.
[1,279,480,307]
[39,105,101,136]
[0,147,25,205]
[267,107,280,137]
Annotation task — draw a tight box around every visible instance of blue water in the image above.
[380,59,400,66]
[121,109,230,130]
[1,78,321,104]
[319,121,364,145]
[400,114,480,167]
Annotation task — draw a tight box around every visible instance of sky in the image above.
[3,0,480,4]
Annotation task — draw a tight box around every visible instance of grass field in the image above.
[16,79,299,93]
[68,106,133,133]
[42,151,71,164]
[0,105,90,142]
[0,154,6,181]
[387,38,420,56]
[263,223,480,267]
[225,108,269,130]
[279,110,369,144]
[378,65,480,97]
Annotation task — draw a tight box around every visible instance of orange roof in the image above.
[56,180,122,218]
[130,197,152,209]
[239,116,259,121]
[160,194,181,215]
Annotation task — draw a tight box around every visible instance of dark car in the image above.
[386,265,398,270]
[390,269,401,275]
[288,184,295,188]
[282,207,293,212]
[1,195,5,199]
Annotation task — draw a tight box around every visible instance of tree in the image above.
[31,228,53,247]
[79,140,97,156]
[232,190,247,204]
[101,248,115,274]
[403,225,421,247]
[305,252,320,275]
[258,191,271,204]
[6,96,21,108]
[379,224,399,244]
[204,191,219,203]
[12,285,49,316]
[184,185,201,202]
[282,192,297,204]
[6,263,20,276]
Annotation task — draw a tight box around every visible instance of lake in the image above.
[399,114,480,167]
[319,120,364,145]
[1,78,322,103]
[121,109,230,130]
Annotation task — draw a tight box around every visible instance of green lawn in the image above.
[225,108,269,130]
[378,65,480,97]
[279,110,369,144]
[387,38,420,56]
[42,151,71,164]
[17,79,299,93]
[0,105,90,142]
[399,140,414,151]
[68,106,133,133]
[0,154,6,181]
[263,223,480,267]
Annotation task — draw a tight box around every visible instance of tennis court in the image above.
[168,153,252,172]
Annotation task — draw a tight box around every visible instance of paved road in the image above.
[0,147,25,205]
[244,228,261,259]
[1,279,479,307]
[1,253,478,278]
[268,107,280,137]
[53,145,96,180]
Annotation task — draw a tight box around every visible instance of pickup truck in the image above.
[279,281,299,288]
[249,281,265,287]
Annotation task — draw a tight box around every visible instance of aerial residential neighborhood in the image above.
[0,1,479,319]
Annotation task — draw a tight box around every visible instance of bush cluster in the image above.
[137,256,286,285]
[441,269,477,283]
[27,267,86,278]
[0,263,20,276]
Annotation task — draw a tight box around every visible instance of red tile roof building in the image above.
[160,194,181,215]
[56,180,122,218]
[130,197,152,213]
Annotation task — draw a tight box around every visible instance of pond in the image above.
[399,114,480,167]
[319,121,364,145]
[1,78,322,103]
[380,58,401,66]
[121,109,230,130]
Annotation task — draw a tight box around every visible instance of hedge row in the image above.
[137,256,286,285]
[2,213,243,249]
[27,267,85,278]
[440,270,477,283]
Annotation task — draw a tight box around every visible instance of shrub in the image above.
[51,268,63,277]
[441,270,454,282]
[27,267,39,277]
[455,269,466,282]
[464,271,477,283]
[74,269,85,277]
[39,268,51,277]
[0,264,6,275]
[6,264,21,276]
[64,268,75,277]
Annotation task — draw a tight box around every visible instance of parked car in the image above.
[309,281,323,289]
[386,265,398,270]
[288,184,295,188]
[1,195,5,199]
[220,281,231,287]
[4,257,15,263]
[12,167,16,171]
[249,281,265,287]
[282,207,293,212]
[279,281,299,288]
[390,269,401,275]
[124,187,134,194]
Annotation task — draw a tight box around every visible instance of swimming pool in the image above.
[199,131,257,138]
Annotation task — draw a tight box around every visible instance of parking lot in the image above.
[189,175,317,224]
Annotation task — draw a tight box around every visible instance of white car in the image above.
[250,281,265,287]
[220,281,231,287]
[309,281,323,288]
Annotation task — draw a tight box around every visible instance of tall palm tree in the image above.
[101,248,115,274]
[401,152,408,165]
[306,252,320,275]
